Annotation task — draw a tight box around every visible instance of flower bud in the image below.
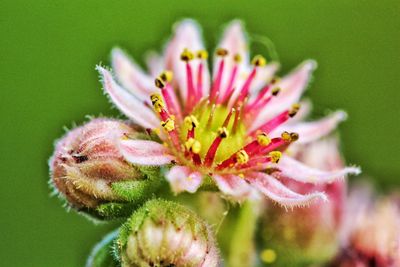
[329,186,400,267]
[259,138,346,265]
[116,199,220,267]
[49,118,156,218]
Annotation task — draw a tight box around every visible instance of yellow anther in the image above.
[155,77,165,89]
[185,138,201,154]
[184,115,199,130]
[288,103,301,117]
[217,127,229,138]
[216,48,228,57]
[180,48,194,61]
[281,131,291,142]
[251,55,267,67]
[290,132,299,142]
[236,150,249,164]
[159,71,173,83]
[197,50,208,59]
[150,93,165,112]
[150,93,162,104]
[260,249,277,264]
[161,118,175,132]
[233,53,242,63]
[271,87,281,96]
[257,133,271,146]
[269,151,282,163]
[238,173,245,179]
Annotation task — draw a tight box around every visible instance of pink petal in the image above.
[251,60,317,131]
[248,172,327,207]
[119,139,175,165]
[212,174,253,200]
[111,48,155,101]
[145,51,164,78]
[271,110,347,143]
[164,19,209,102]
[166,166,203,194]
[277,154,361,184]
[97,66,160,129]
[214,20,249,97]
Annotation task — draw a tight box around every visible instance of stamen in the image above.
[222,108,235,127]
[219,53,241,104]
[210,48,228,102]
[206,104,217,128]
[180,49,196,112]
[250,103,301,135]
[150,93,181,149]
[204,127,229,167]
[184,115,199,139]
[234,55,267,106]
[161,118,175,132]
[155,72,182,121]
[196,50,208,100]
[269,151,282,163]
[217,132,270,169]
[235,150,249,164]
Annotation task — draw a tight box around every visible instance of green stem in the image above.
[228,201,259,267]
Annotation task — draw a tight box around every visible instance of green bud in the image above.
[116,199,220,267]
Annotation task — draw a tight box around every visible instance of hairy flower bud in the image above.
[49,118,158,218]
[115,199,220,267]
[259,138,347,265]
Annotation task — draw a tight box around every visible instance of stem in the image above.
[228,201,259,267]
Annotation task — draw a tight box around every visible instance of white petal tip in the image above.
[348,166,362,175]
[303,59,318,71]
[335,110,348,121]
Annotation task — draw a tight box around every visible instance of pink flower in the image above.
[331,186,400,267]
[259,138,348,265]
[97,19,360,207]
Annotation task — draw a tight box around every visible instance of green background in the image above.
[1,1,399,266]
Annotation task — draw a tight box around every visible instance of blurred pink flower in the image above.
[331,186,400,267]
[260,138,348,264]
[97,19,360,207]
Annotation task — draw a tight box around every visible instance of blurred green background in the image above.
[1,0,399,266]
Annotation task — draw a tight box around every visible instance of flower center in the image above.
[180,104,246,163]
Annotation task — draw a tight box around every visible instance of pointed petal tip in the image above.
[173,18,202,33]
[334,110,348,122]
[303,59,318,71]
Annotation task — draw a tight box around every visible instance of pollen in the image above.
[161,118,175,132]
[236,150,249,164]
[180,48,194,61]
[269,151,282,163]
[251,55,267,67]
[150,93,165,112]
[216,48,228,57]
[271,87,281,96]
[159,71,173,82]
[155,77,165,88]
[217,127,229,138]
[257,133,271,146]
[288,103,301,117]
[281,131,291,142]
[290,132,299,142]
[184,115,199,130]
[185,138,201,154]
[233,53,242,63]
[197,50,208,59]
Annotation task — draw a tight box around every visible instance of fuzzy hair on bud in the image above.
[116,199,220,267]
[49,118,153,217]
